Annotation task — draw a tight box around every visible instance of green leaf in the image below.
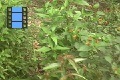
[112,62,117,69]
[75,11,81,15]
[79,30,89,36]
[75,0,89,6]
[2,28,9,34]
[99,67,110,72]
[68,59,79,74]
[51,36,57,45]
[81,36,88,41]
[97,47,106,52]
[51,26,56,31]
[34,8,44,12]
[64,0,69,7]
[105,56,112,63]
[7,66,15,73]
[117,68,120,74]
[74,58,86,63]
[74,42,80,49]
[97,11,105,15]
[70,73,87,80]
[45,2,50,8]
[0,1,2,9]
[74,11,82,20]
[0,74,5,79]
[4,54,11,57]
[115,37,120,43]
[36,47,51,53]
[115,45,120,51]
[36,13,49,18]
[79,52,89,57]
[43,63,60,70]
[93,3,100,9]
[78,45,91,51]
[48,37,54,48]
[41,27,51,34]
[96,42,109,47]
[53,46,70,50]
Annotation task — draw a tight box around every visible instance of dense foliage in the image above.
[0,0,120,80]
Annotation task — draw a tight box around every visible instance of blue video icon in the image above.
[7,7,28,28]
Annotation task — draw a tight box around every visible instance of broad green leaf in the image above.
[75,11,81,15]
[4,54,11,57]
[36,47,51,53]
[48,37,54,48]
[96,42,109,47]
[37,75,42,79]
[41,27,51,34]
[45,2,50,8]
[79,30,89,36]
[99,67,110,72]
[34,8,44,12]
[2,28,9,34]
[81,36,88,41]
[64,0,69,7]
[74,58,86,63]
[74,42,80,49]
[74,13,82,20]
[8,66,15,73]
[97,47,106,52]
[67,10,73,17]
[68,59,79,74]
[0,74,5,79]
[97,11,105,15]
[51,26,56,31]
[117,68,120,74]
[43,63,60,70]
[105,56,112,63]
[78,45,91,51]
[75,0,89,6]
[36,13,49,18]
[93,3,99,9]
[79,52,89,57]
[54,46,70,50]
[74,11,82,20]
[51,36,57,45]
[60,6,64,10]
[112,62,117,69]
[115,45,120,51]
[115,37,120,43]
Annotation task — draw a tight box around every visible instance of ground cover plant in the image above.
[0,0,120,80]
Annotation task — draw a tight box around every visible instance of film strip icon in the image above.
[7,7,28,28]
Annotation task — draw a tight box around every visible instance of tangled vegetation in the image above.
[0,0,120,80]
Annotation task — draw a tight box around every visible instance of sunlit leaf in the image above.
[74,58,86,63]
[41,27,51,34]
[68,59,79,74]
[36,47,51,53]
[93,3,100,9]
[97,11,105,15]
[53,46,70,50]
[75,0,89,6]
[43,63,60,70]
[70,73,88,80]
[51,36,57,45]
[105,56,112,63]
[78,45,91,51]
[0,1,2,9]
[74,42,80,49]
